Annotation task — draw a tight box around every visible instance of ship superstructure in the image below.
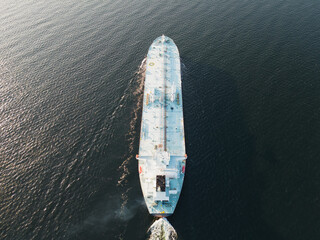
[137,35,187,217]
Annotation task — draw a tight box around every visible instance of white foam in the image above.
[147,218,178,240]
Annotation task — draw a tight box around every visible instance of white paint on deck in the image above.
[138,36,186,216]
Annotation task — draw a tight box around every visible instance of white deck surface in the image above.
[138,36,186,216]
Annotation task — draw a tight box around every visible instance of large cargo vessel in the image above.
[137,35,187,217]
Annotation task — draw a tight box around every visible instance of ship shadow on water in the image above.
[167,58,284,240]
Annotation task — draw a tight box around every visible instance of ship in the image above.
[136,35,187,217]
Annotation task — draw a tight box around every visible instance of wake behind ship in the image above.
[137,35,187,217]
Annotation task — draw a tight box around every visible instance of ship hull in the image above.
[137,36,186,217]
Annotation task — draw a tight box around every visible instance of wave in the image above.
[147,218,178,240]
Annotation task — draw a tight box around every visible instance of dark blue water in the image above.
[1,0,320,239]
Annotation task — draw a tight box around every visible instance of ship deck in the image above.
[138,36,186,216]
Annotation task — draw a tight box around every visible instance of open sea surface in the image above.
[1,0,320,239]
